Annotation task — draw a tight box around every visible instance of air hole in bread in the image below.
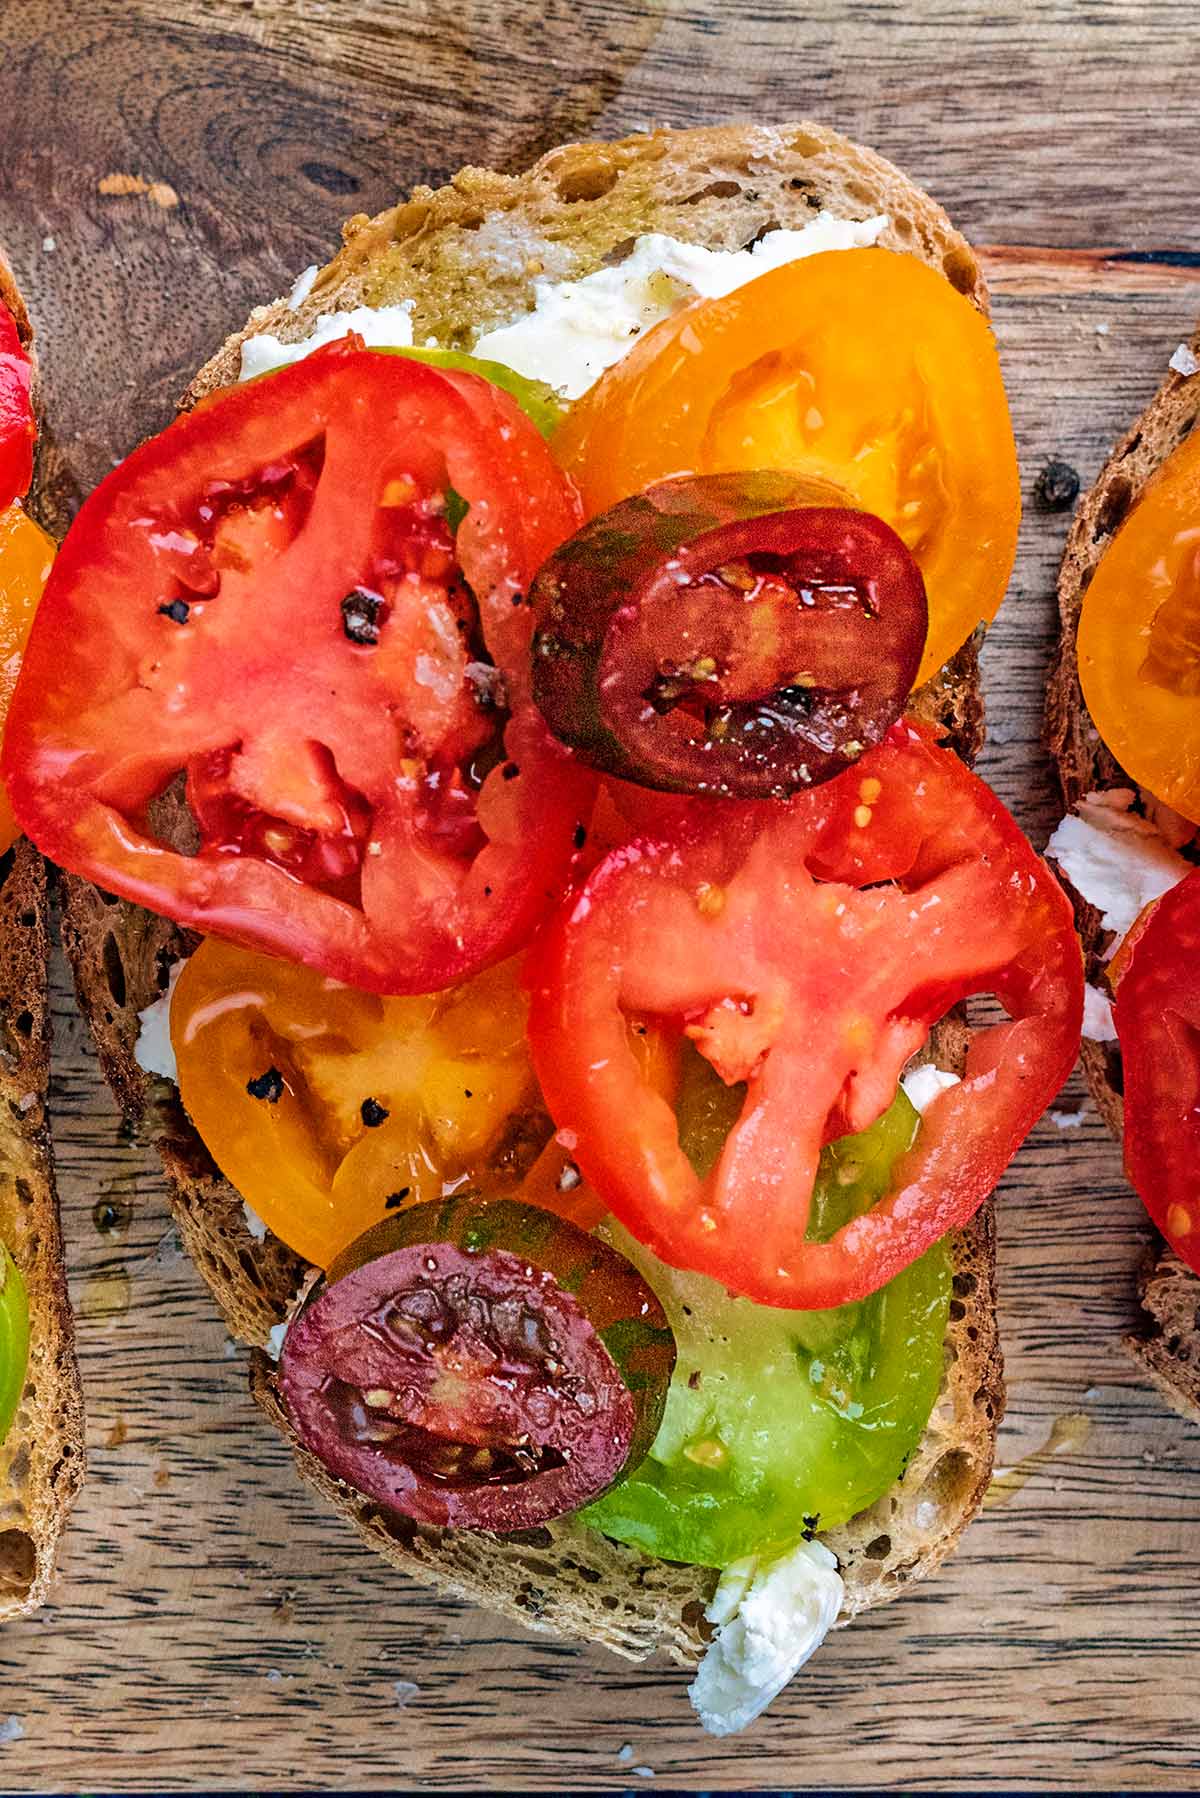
[973,1386,996,1417]
[742,221,781,250]
[942,247,978,296]
[948,1299,966,1322]
[101,932,126,1009]
[952,1272,978,1298]
[843,179,873,208]
[682,179,744,204]
[555,159,619,204]
[14,1178,32,1208]
[0,1529,35,1600]
[892,215,916,242]
[864,1533,892,1560]
[1092,475,1133,541]
[918,1446,972,1510]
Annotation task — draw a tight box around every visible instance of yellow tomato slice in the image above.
[0,504,54,851]
[1078,428,1200,821]
[555,248,1020,686]
[172,938,547,1267]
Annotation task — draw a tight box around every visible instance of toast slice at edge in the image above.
[0,251,85,1619]
[1045,314,1200,1423]
[59,121,1001,1661]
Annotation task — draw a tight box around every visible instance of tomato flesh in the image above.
[583,1083,949,1564]
[1079,427,1200,821]
[1113,868,1200,1274]
[528,720,1082,1308]
[279,1196,675,1529]
[172,937,550,1269]
[554,248,1020,686]
[3,342,594,993]
[0,302,33,512]
[531,473,927,798]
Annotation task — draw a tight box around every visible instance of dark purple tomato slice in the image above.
[278,1195,675,1530]
[530,472,929,799]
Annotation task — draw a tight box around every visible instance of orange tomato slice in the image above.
[555,248,1021,686]
[0,504,54,851]
[1078,427,1200,821]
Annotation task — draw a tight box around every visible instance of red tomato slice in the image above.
[528,721,1083,1308]
[3,341,595,992]
[0,301,34,512]
[1112,868,1200,1274]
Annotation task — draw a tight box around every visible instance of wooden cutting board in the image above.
[1,0,1199,1787]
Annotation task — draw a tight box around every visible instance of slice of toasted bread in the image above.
[1046,315,1200,1424]
[60,122,1001,1662]
[0,254,85,1617]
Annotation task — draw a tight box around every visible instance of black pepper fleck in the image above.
[573,822,587,850]
[1033,459,1081,512]
[158,598,190,624]
[246,1066,285,1103]
[501,762,520,781]
[384,1187,411,1210]
[341,587,386,645]
[361,1096,390,1128]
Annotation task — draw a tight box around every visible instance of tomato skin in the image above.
[0,303,34,512]
[172,937,547,1269]
[1078,427,1200,821]
[554,248,1020,686]
[530,472,927,799]
[0,505,54,853]
[280,1196,676,1530]
[3,344,594,993]
[1113,868,1200,1274]
[528,721,1082,1309]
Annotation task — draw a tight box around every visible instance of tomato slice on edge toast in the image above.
[528,720,1083,1309]
[554,248,1020,688]
[1112,867,1200,1275]
[2,340,594,993]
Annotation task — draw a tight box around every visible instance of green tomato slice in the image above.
[0,1240,30,1447]
[374,346,564,438]
[581,1050,950,1567]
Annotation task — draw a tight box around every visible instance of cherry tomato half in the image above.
[279,1195,675,1530]
[172,938,550,1269]
[1112,867,1200,1275]
[554,248,1020,686]
[1078,426,1200,822]
[528,721,1082,1309]
[530,473,927,799]
[4,341,594,993]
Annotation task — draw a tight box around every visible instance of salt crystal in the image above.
[1170,343,1200,378]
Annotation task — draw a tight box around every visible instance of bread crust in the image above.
[60,122,1001,1659]
[0,251,85,1618]
[1045,314,1200,1422]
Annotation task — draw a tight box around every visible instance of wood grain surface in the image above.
[1,0,1200,1788]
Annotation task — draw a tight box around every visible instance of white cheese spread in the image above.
[473,215,889,400]
[239,302,416,380]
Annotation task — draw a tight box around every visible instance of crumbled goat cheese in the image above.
[1083,983,1118,1043]
[900,1064,961,1114]
[242,1203,269,1242]
[133,960,184,1082]
[1170,343,1200,378]
[1046,790,1191,939]
[688,1539,844,1736]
